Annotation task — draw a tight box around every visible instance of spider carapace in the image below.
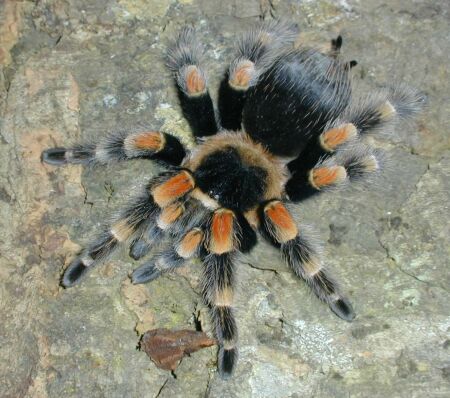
[41,21,425,378]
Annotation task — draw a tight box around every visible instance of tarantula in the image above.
[41,21,424,378]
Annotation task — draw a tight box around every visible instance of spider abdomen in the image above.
[243,50,351,158]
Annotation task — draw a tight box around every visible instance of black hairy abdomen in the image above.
[242,51,351,158]
[194,147,267,212]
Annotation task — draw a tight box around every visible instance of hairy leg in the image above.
[42,130,186,167]
[62,170,195,286]
[218,20,298,131]
[259,199,355,321]
[166,27,218,138]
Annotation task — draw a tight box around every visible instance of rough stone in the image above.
[0,0,449,397]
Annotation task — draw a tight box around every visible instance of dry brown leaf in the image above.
[140,328,216,371]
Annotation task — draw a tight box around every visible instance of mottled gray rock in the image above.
[0,0,449,397]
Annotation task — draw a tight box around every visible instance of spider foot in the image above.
[131,262,162,284]
[42,147,69,165]
[61,258,89,287]
[218,346,238,379]
[129,238,153,261]
[329,297,356,322]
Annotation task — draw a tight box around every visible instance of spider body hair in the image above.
[185,132,286,212]
[166,27,218,137]
[243,49,352,158]
[41,21,425,379]
[42,130,186,166]
[218,20,299,131]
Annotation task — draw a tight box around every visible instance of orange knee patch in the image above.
[320,123,357,151]
[302,256,322,277]
[360,154,379,172]
[378,100,396,121]
[157,203,184,229]
[133,131,164,151]
[229,60,255,90]
[111,219,134,242]
[309,166,347,189]
[264,201,298,243]
[177,228,203,258]
[151,171,195,207]
[214,286,234,306]
[185,65,206,95]
[209,209,235,254]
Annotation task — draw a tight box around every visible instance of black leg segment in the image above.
[166,27,218,138]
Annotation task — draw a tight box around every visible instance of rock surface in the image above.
[0,0,449,397]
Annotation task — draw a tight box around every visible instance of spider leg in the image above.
[286,120,360,201]
[41,130,186,167]
[203,251,238,378]
[130,197,210,281]
[131,205,256,378]
[201,209,241,378]
[128,197,255,377]
[287,122,359,172]
[128,199,189,261]
[286,84,426,202]
[62,170,195,287]
[131,227,204,284]
[218,20,298,131]
[259,200,355,321]
[129,195,209,260]
[62,190,158,287]
[129,224,164,261]
[130,205,257,280]
[286,141,380,202]
[166,27,218,138]
[341,83,427,135]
